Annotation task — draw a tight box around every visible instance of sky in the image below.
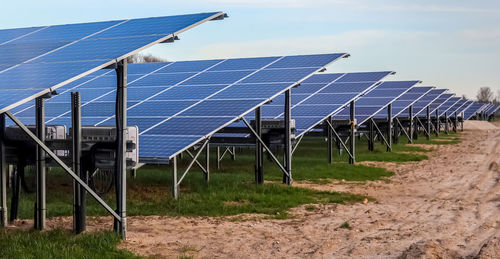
[1,0,499,99]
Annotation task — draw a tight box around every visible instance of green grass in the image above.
[7,132,461,221]
[339,221,352,230]
[0,229,139,259]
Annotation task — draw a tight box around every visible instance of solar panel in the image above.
[437,97,461,117]
[334,81,419,125]
[0,12,226,114]
[372,86,433,119]
[446,99,468,116]
[486,104,500,116]
[463,102,488,120]
[455,101,474,117]
[13,53,348,162]
[414,91,451,116]
[410,88,446,116]
[254,71,394,136]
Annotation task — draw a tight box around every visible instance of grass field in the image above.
[0,131,461,257]
[0,229,139,259]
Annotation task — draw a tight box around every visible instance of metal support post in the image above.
[0,114,6,227]
[435,108,439,136]
[216,147,221,169]
[114,60,127,239]
[349,101,355,164]
[326,116,333,163]
[35,97,46,230]
[444,112,449,134]
[453,112,458,133]
[231,146,236,161]
[171,156,178,199]
[408,105,414,143]
[283,90,292,184]
[205,143,210,182]
[393,115,399,144]
[426,106,431,140]
[72,92,86,234]
[255,107,263,184]
[368,118,374,151]
[10,163,22,222]
[386,105,392,151]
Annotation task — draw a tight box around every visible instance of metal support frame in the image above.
[426,106,431,140]
[185,148,209,178]
[435,108,440,136]
[0,113,6,227]
[291,134,304,155]
[215,146,236,170]
[393,115,399,144]
[349,101,355,164]
[386,103,392,152]
[72,92,86,234]
[368,118,374,151]
[453,112,458,133]
[241,118,291,181]
[324,120,355,162]
[255,107,264,184]
[408,105,414,143]
[10,163,21,222]
[171,139,210,199]
[283,89,292,185]
[113,59,127,239]
[326,116,333,164]
[369,118,391,151]
[34,97,46,230]
[444,112,449,134]
[395,117,411,142]
[5,111,122,222]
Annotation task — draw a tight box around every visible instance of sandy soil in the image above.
[13,121,500,258]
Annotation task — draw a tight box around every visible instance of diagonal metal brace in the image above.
[241,118,291,179]
[324,120,354,159]
[415,117,430,136]
[395,117,411,142]
[5,111,121,221]
[291,134,304,155]
[185,149,207,174]
[370,118,391,149]
[177,139,209,186]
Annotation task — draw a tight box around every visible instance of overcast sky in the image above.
[2,0,499,98]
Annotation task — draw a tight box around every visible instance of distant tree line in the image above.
[476,87,500,105]
[126,53,166,63]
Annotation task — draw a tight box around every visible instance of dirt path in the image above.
[42,122,500,258]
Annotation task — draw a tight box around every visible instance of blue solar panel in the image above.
[463,102,487,120]
[412,89,447,116]
[447,99,467,116]
[334,81,419,125]
[16,54,346,161]
[257,71,394,136]
[0,12,225,114]
[438,97,461,117]
[426,93,453,116]
[372,86,433,119]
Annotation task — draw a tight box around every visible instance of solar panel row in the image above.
[13,54,347,161]
[0,12,225,114]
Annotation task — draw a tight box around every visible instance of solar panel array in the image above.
[407,88,446,116]
[0,12,224,113]
[372,86,433,119]
[463,102,488,120]
[437,97,461,117]
[415,92,452,116]
[334,81,419,125]
[250,71,393,136]
[12,54,347,162]
[486,104,500,116]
